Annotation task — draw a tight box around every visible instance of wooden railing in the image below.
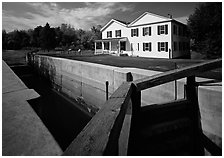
[63,58,221,156]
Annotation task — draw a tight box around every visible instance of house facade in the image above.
[95,12,190,59]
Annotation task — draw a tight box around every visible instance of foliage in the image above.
[2,23,102,51]
[40,23,56,51]
[187,2,222,59]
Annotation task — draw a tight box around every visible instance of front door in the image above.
[120,41,126,51]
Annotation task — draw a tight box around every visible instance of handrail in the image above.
[60,58,221,156]
[133,58,221,91]
[63,82,133,155]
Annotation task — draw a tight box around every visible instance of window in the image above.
[174,42,178,51]
[179,42,182,51]
[158,24,168,35]
[143,27,151,36]
[115,30,121,37]
[138,43,139,51]
[183,27,187,37]
[173,25,177,35]
[160,42,165,51]
[183,42,186,51]
[143,42,152,51]
[107,31,112,38]
[178,26,182,36]
[131,28,139,37]
[104,42,109,50]
[158,42,168,52]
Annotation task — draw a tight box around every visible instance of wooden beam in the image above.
[63,82,132,156]
[133,58,221,91]
[186,76,204,155]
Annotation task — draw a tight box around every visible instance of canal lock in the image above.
[11,65,95,151]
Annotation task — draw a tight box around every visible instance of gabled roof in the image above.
[100,19,128,32]
[128,12,170,27]
[114,19,130,25]
[100,12,186,32]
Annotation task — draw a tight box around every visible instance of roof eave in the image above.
[100,19,128,32]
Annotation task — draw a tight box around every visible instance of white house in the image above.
[95,12,190,59]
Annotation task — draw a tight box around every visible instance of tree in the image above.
[60,23,77,49]
[2,30,8,50]
[40,23,56,51]
[30,26,43,47]
[187,2,222,59]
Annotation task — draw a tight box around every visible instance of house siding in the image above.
[99,12,190,59]
[171,22,190,58]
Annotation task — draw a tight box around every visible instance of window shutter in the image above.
[143,28,145,36]
[165,25,168,35]
[131,29,133,37]
[143,43,145,51]
[137,28,139,37]
[158,42,160,52]
[149,43,151,51]
[158,26,160,35]
[165,42,168,52]
[149,27,151,36]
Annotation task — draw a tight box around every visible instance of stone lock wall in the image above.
[32,55,222,149]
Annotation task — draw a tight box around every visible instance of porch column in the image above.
[109,41,112,54]
[94,42,96,55]
[101,42,104,54]
[118,40,121,56]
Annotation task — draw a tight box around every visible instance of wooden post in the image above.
[128,83,141,155]
[118,72,133,156]
[106,81,109,100]
[186,76,204,155]
[126,72,133,82]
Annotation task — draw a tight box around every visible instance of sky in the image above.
[2,2,202,32]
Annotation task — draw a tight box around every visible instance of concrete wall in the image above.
[32,55,221,149]
[2,60,62,156]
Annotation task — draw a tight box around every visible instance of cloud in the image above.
[2,2,134,32]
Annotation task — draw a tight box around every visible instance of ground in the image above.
[2,50,221,80]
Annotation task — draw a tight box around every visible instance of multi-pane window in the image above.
[115,30,121,37]
[160,25,165,34]
[107,31,112,38]
[174,42,178,51]
[173,25,177,35]
[158,42,168,52]
[143,42,152,51]
[131,28,139,37]
[158,24,168,35]
[179,42,182,51]
[178,26,182,36]
[160,42,165,51]
[143,27,151,36]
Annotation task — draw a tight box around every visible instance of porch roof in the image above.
[95,37,127,42]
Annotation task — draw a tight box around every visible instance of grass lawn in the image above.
[46,53,221,81]
[2,50,28,66]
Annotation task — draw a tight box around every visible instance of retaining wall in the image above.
[32,55,222,149]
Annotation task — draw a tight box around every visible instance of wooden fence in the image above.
[59,58,221,156]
